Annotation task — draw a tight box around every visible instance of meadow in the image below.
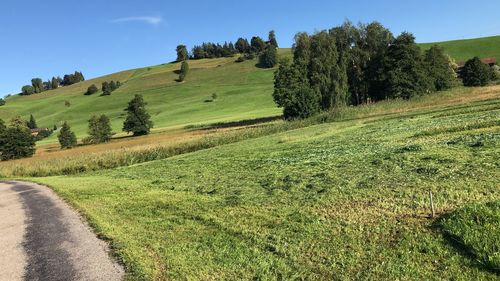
[29,86,500,280]
[420,35,500,62]
[0,51,286,144]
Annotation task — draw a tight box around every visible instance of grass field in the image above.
[0,51,287,144]
[30,86,500,280]
[420,35,500,62]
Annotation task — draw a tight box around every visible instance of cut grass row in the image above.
[3,86,499,178]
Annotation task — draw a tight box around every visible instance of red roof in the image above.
[458,57,497,67]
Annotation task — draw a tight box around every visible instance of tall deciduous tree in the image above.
[21,85,35,95]
[250,36,266,53]
[58,122,77,149]
[31,78,44,93]
[176,45,189,62]
[424,45,456,91]
[235,38,250,53]
[123,95,153,136]
[379,32,432,100]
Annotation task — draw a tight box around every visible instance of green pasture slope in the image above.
[34,90,500,280]
[0,53,284,144]
[420,35,500,62]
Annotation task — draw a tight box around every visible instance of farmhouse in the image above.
[457,57,497,68]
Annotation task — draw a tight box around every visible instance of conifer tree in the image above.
[58,122,77,149]
[123,95,153,136]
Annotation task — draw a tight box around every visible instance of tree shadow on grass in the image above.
[184,115,283,131]
[432,215,500,275]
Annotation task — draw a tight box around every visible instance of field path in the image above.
[0,181,123,281]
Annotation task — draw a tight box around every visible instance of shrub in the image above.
[0,118,36,160]
[259,46,278,68]
[21,85,35,95]
[85,84,99,95]
[235,56,245,63]
[0,98,5,106]
[462,57,492,87]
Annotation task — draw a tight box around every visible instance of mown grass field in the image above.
[0,51,287,144]
[420,35,500,62]
[31,86,500,280]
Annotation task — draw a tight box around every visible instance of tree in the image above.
[0,98,5,106]
[109,81,117,91]
[51,77,60,89]
[85,84,98,95]
[235,38,250,53]
[31,78,44,93]
[268,30,278,48]
[462,57,492,87]
[0,117,36,160]
[176,45,189,62]
[259,45,278,68]
[273,59,319,119]
[21,85,35,95]
[178,61,189,82]
[378,32,433,100]
[250,36,266,53]
[308,31,348,109]
[58,122,77,149]
[0,118,5,131]
[102,81,111,95]
[123,94,153,136]
[86,114,113,144]
[27,114,37,129]
[424,45,456,91]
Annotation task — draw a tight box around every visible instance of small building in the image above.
[30,128,47,136]
[457,57,497,68]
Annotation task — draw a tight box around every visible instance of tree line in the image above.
[175,31,278,62]
[20,71,84,96]
[273,21,499,120]
[85,80,122,96]
[0,94,153,160]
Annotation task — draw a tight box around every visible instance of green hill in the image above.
[0,52,287,144]
[1,35,498,145]
[420,35,500,62]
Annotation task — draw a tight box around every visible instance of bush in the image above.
[235,56,245,63]
[0,98,5,106]
[0,118,36,160]
[259,46,278,68]
[462,57,492,87]
[85,84,99,95]
[21,85,35,95]
[34,129,53,141]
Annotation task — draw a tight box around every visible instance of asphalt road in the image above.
[0,181,124,281]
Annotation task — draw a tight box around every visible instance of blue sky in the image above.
[1,0,499,97]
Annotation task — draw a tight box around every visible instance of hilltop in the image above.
[420,35,500,62]
[0,51,290,144]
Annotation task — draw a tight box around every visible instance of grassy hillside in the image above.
[0,52,287,144]
[420,35,500,62]
[33,86,500,280]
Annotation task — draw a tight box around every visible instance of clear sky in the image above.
[1,0,499,97]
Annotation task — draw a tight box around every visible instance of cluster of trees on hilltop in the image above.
[175,31,279,63]
[20,71,84,96]
[273,21,460,119]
